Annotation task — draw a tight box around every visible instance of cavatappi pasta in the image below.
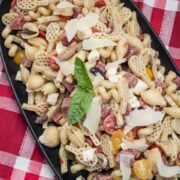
[2,0,180,179]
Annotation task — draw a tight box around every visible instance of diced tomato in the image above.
[50,63,60,71]
[11,0,17,11]
[48,58,60,71]
[132,126,143,139]
[69,37,79,45]
[52,52,58,57]
[91,27,101,33]
[39,30,46,38]
[95,0,106,8]
[60,159,64,164]
[58,15,72,20]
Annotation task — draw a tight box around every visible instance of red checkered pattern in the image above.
[0,0,180,179]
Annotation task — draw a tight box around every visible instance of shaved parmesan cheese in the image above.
[56,43,65,55]
[83,96,102,135]
[53,57,74,76]
[82,148,95,162]
[65,13,99,42]
[124,125,134,135]
[157,155,180,178]
[130,79,148,95]
[57,1,76,9]
[125,107,164,127]
[128,96,140,108]
[93,73,104,88]
[106,59,127,70]
[65,19,78,42]
[120,154,133,180]
[106,61,126,83]
[121,138,149,152]
[77,12,99,31]
[83,38,116,50]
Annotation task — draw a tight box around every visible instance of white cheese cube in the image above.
[47,93,59,105]
[130,79,148,95]
[82,148,95,162]
[88,49,100,63]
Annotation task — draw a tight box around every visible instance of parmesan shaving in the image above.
[83,38,116,50]
[124,125,134,135]
[56,43,65,55]
[120,154,133,180]
[53,57,74,76]
[157,155,180,178]
[77,13,99,31]
[121,138,149,152]
[65,19,78,42]
[65,13,99,42]
[57,1,76,9]
[83,96,102,135]
[125,107,164,127]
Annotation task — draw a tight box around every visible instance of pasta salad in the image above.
[1,0,180,179]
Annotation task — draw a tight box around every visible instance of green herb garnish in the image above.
[68,57,93,125]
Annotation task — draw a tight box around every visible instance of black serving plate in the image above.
[0,0,179,179]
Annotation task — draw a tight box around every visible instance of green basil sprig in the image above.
[68,57,93,125]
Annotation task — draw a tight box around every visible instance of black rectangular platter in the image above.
[0,0,179,179]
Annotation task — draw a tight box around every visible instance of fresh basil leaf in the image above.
[68,88,93,125]
[75,57,93,91]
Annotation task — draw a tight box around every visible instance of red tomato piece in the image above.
[58,15,72,20]
[48,58,60,71]
[39,30,46,38]
[95,0,106,8]
[91,27,101,33]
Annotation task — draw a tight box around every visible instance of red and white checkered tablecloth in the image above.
[0,0,180,179]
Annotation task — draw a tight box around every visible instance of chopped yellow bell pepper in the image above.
[146,67,154,80]
[111,129,123,154]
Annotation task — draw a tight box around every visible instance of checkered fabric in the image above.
[0,0,180,179]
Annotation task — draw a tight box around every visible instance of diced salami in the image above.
[96,61,106,73]
[172,76,180,90]
[125,103,132,115]
[124,72,138,88]
[125,44,140,59]
[62,80,76,92]
[96,174,112,180]
[11,0,17,11]
[22,58,32,68]
[73,7,83,18]
[122,149,141,159]
[137,34,144,40]
[155,80,166,89]
[102,114,116,134]
[101,104,111,119]
[61,98,71,116]
[10,15,24,30]
[51,112,63,125]
[86,138,103,153]
[35,115,48,124]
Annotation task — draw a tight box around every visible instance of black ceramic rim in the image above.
[0,0,179,179]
